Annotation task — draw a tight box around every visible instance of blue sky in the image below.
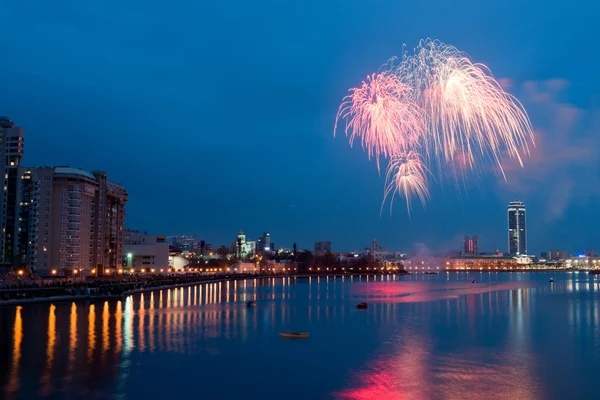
[1,0,599,254]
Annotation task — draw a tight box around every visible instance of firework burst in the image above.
[334,71,425,171]
[335,39,535,214]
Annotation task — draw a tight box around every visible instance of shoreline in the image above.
[0,270,593,306]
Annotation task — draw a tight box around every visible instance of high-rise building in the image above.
[257,232,271,252]
[41,168,128,276]
[0,117,25,267]
[463,236,478,254]
[508,201,527,255]
[314,241,332,253]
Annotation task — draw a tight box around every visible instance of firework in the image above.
[383,152,429,215]
[398,40,534,178]
[335,39,534,213]
[334,72,425,171]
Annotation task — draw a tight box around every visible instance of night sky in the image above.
[1,0,598,254]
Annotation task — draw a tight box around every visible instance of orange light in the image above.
[51,269,57,275]
[160,269,164,272]
[106,268,110,273]
[118,269,123,274]
[17,270,23,275]
[73,269,78,274]
[141,268,145,273]
[91,268,96,274]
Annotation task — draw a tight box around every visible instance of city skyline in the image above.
[1,1,598,254]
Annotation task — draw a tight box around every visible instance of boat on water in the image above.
[472,279,477,284]
[589,270,600,275]
[246,300,256,307]
[357,302,368,309]
[280,331,310,339]
[549,278,554,283]
[425,272,439,275]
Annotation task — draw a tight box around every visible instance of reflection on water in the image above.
[1,274,600,399]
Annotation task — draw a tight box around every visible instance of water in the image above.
[1,272,600,399]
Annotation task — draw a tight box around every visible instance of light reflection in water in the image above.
[2,275,599,399]
[6,306,23,395]
[88,304,96,359]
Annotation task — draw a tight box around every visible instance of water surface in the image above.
[1,273,599,399]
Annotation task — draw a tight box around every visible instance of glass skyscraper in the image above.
[508,201,527,255]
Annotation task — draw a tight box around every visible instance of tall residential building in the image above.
[0,117,25,267]
[463,236,478,254]
[508,201,527,255]
[40,167,127,276]
[314,241,332,253]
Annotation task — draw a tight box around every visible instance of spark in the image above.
[336,39,535,214]
[383,152,430,216]
[334,72,425,171]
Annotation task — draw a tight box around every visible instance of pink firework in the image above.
[334,72,424,171]
[383,151,429,215]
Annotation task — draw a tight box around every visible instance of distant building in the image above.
[508,201,527,255]
[546,250,568,261]
[123,230,169,271]
[540,252,548,260]
[463,236,478,254]
[565,255,600,270]
[257,232,271,252]
[172,235,197,252]
[314,241,332,253]
[232,230,255,259]
[447,255,519,271]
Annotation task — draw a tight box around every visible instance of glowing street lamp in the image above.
[17,270,23,276]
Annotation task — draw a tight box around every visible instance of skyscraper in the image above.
[508,201,527,255]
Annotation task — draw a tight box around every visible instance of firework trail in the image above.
[383,152,430,215]
[335,39,534,214]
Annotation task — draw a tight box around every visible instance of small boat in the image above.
[549,278,554,283]
[425,272,439,275]
[280,331,310,339]
[246,300,256,307]
[472,279,477,284]
[357,302,368,309]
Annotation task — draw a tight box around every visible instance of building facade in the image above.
[123,229,169,271]
[314,241,332,253]
[508,201,527,255]
[0,117,25,268]
[257,232,271,252]
[446,255,519,271]
[463,236,478,254]
[43,168,128,276]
